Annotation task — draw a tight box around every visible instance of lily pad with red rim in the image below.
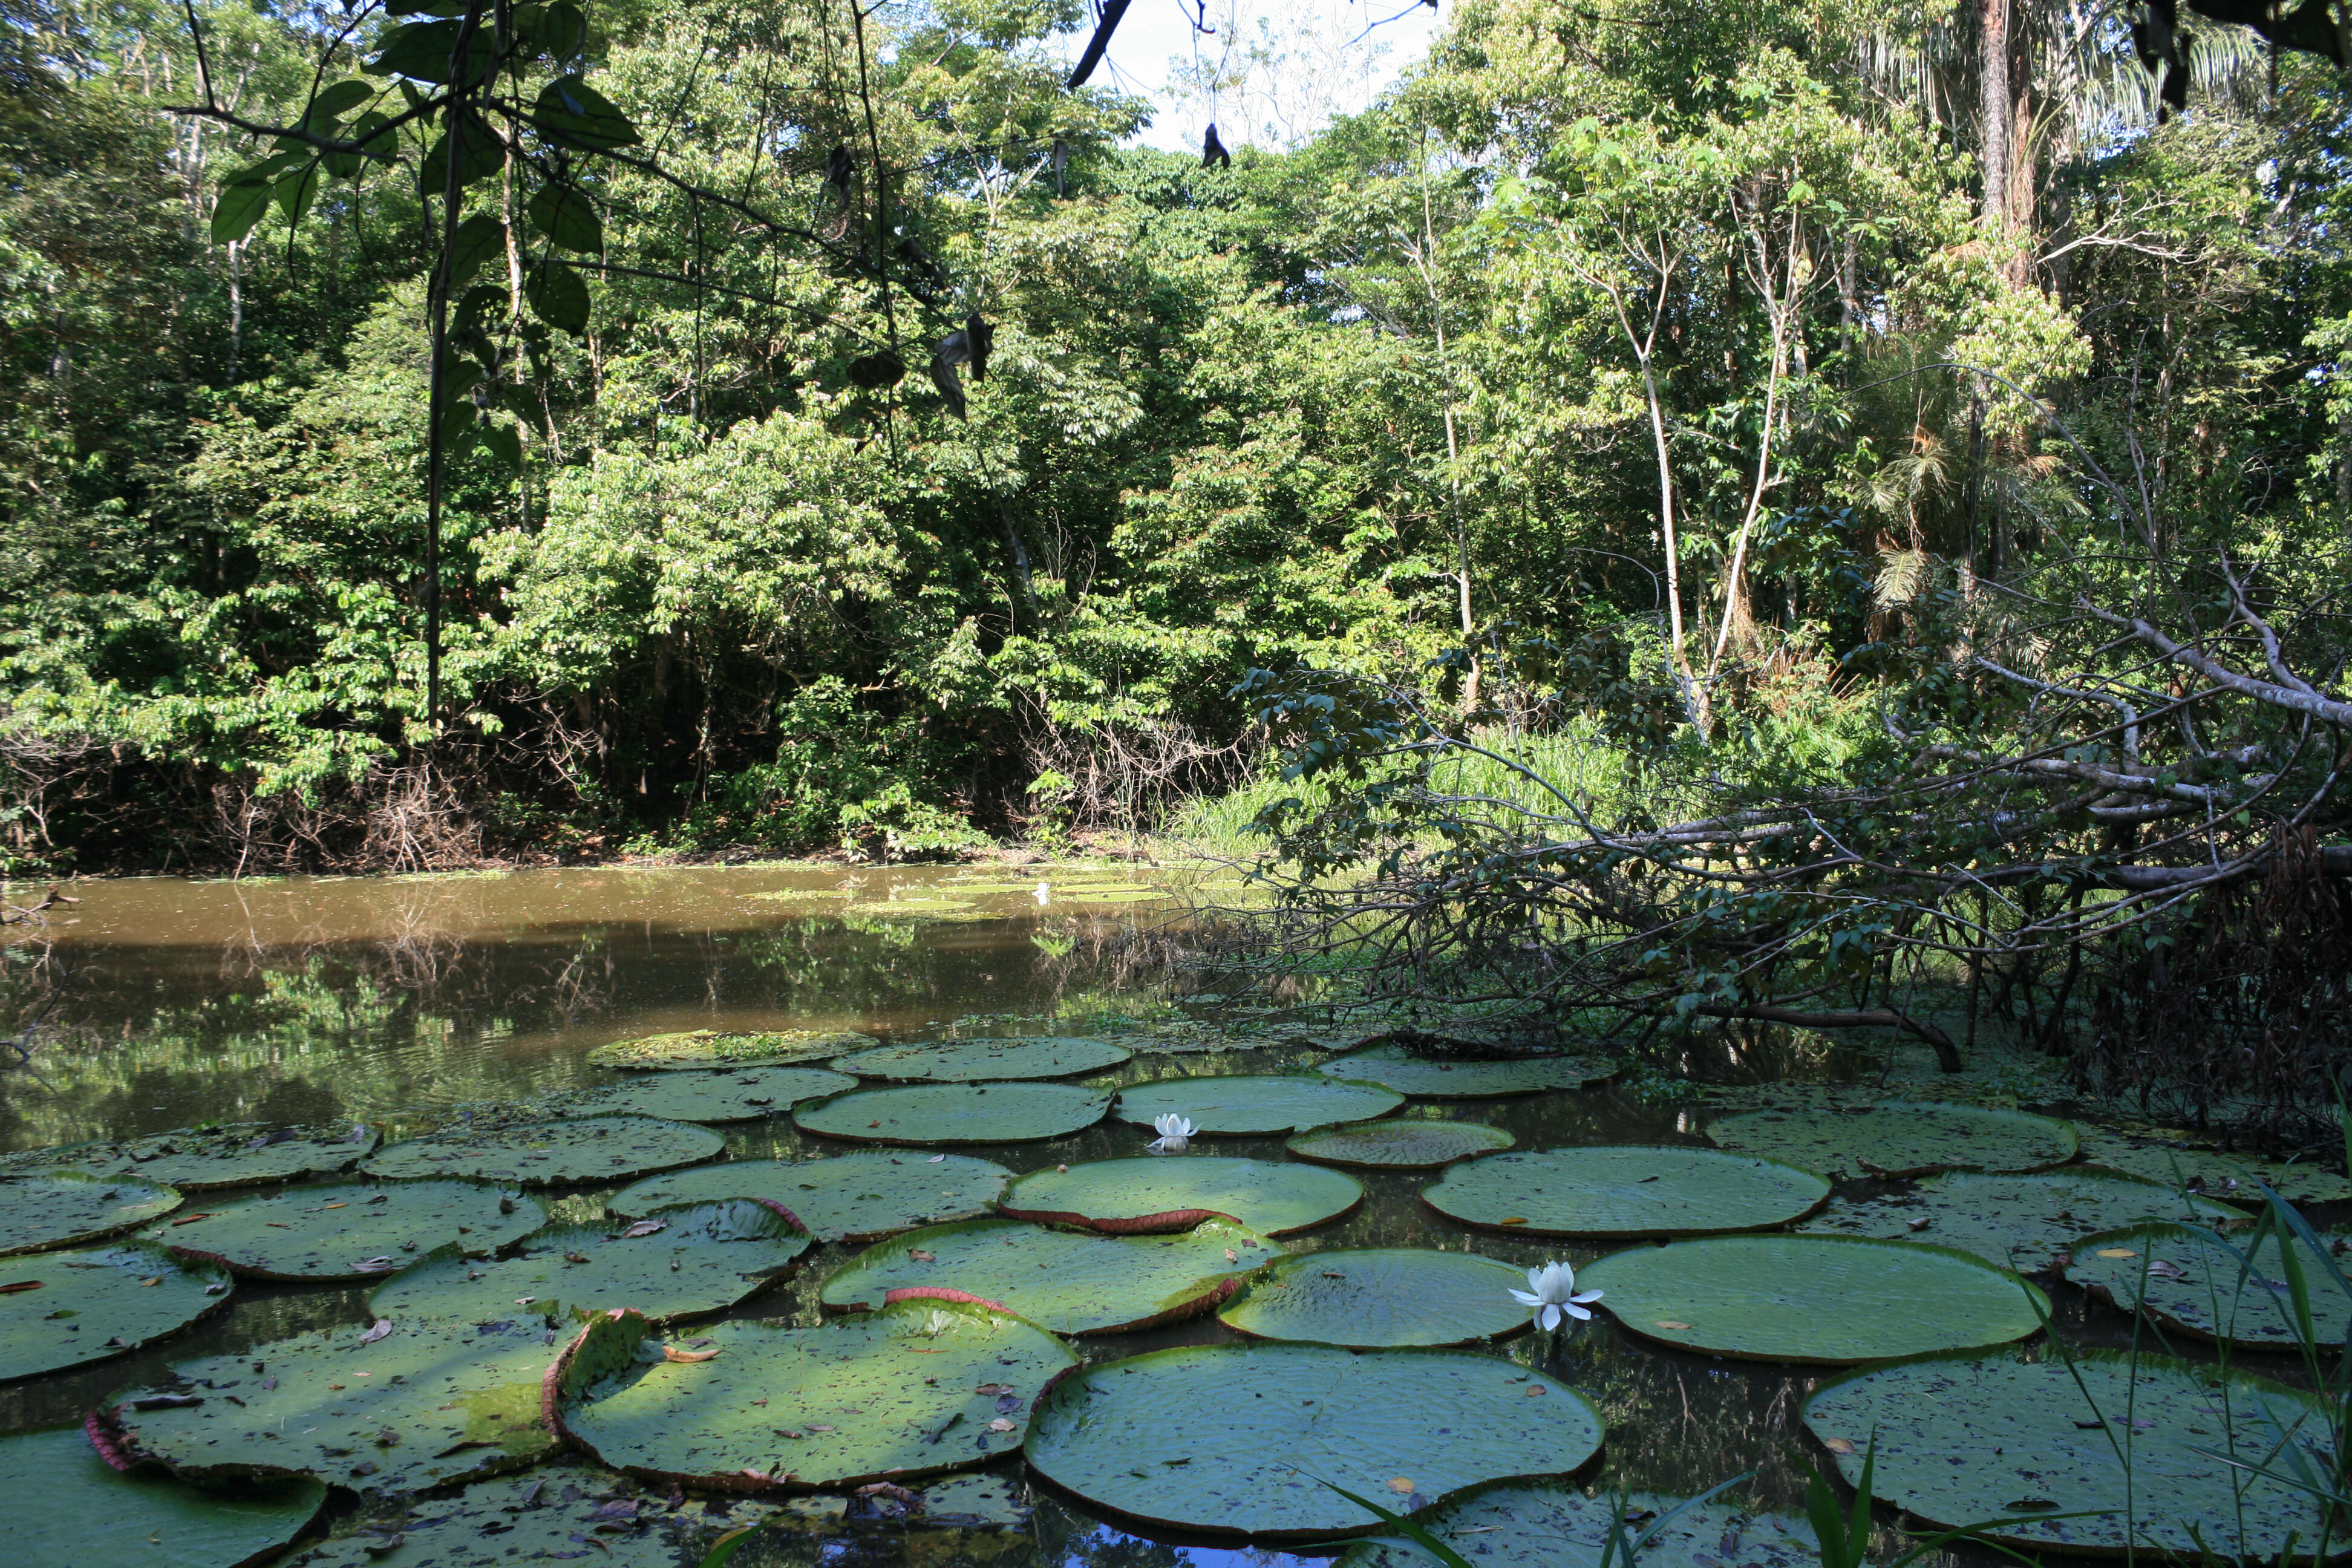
[161,1180,544,1281]
[1287,1119,1517,1169]
[1705,1100,2078,1178]
[1797,1168,2242,1271]
[1336,1486,1823,1568]
[549,1298,1076,1491]
[2063,1220,2352,1349]
[794,1082,1110,1146]
[1021,1342,1604,1540]
[818,1215,1276,1333]
[996,1156,1361,1235]
[832,1036,1132,1081]
[8,1123,378,1191]
[5,1424,327,1568]
[1,1240,232,1382]
[364,1116,724,1186]
[1218,1247,1530,1347]
[609,1150,1011,1242]
[1420,1146,1831,1238]
[586,1029,875,1070]
[1315,1042,1613,1098]
[563,1066,858,1123]
[0,1171,181,1256]
[1111,1074,1403,1136]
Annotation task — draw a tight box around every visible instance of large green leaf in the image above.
[161,1180,542,1281]
[1022,1343,1604,1540]
[1286,1119,1516,1169]
[5,1425,325,1568]
[10,1123,377,1191]
[445,214,506,287]
[0,1171,180,1256]
[524,180,603,252]
[1,1241,230,1382]
[524,260,591,334]
[365,1116,722,1186]
[1338,1486,1822,1568]
[1579,1233,2048,1364]
[372,19,497,84]
[818,1215,1275,1333]
[998,1155,1361,1235]
[564,1066,857,1123]
[2065,1220,2352,1349]
[1421,1146,1830,1238]
[832,1036,1131,1081]
[210,175,275,244]
[1112,1074,1403,1135]
[103,1315,557,1492]
[1801,1346,2336,1556]
[1797,1168,2241,1270]
[551,1299,1074,1489]
[284,1471,694,1566]
[370,1200,808,1327]
[795,1082,1109,1145]
[2076,1130,2352,1206]
[1706,1100,2078,1178]
[1315,1042,1613,1098]
[587,1029,873,1070]
[1219,1247,1529,1347]
[610,1151,1010,1242]
[534,74,641,151]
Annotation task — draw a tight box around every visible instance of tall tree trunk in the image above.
[1979,0,2010,229]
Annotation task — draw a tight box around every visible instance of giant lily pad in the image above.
[1579,1233,2047,1364]
[1707,1101,2077,1178]
[818,1215,1276,1333]
[1,1171,180,1256]
[1797,1169,2241,1271]
[365,1117,723,1186]
[100,1314,557,1493]
[795,1083,1109,1146]
[17,1123,377,1191]
[1287,1119,1517,1169]
[1315,1043,1613,1098]
[610,1151,1011,1242]
[1422,1147,1830,1238]
[1801,1347,2336,1557]
[550,1298,1076,1491]
[1112,1075,1403,1136]
[833,1036,1132,1081]
[2064,1221,2352,1349]
[284,1471,694,1567]
[2,1241,231,1382]
[2076,1131,2352,1207]
[5,1425,326,1568]
[998,1156,1361,1236]
[1023,1342,1604,1540]
[587,1029,875,1070]
[370,1201,808,1327]
[1338,1486,1822,1568]
[564,1067,858,1123]
[161,1180,544,1281]
[1218,1247,1530,1347]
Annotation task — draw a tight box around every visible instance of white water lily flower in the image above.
[1508,1261,1603,1332]
[1148,1113,1196,1154]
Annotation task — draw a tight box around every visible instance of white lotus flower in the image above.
[1148,1113,1195,1154]
[1034,881,1051,905]
[1509,1261,1602,1332]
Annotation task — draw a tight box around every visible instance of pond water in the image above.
[0,866,2328,1567]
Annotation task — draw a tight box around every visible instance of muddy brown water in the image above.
[0,867,2318,1567]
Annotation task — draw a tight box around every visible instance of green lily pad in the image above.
[2076,1131,2352,1207]
[586,1029,874,1071]
[1112,1075,1404,1136]
[370,1200,809,1327]
[160,1180,544,1281]
[818,1215,1277,1333]
[1801,1347,2336,1557]
[832,1036,1132,1081]
[564,1066,858,1122]
[5,1425,326,1568]
[1024,1342,1604,1540]
[1578,1233,2047,1364]
[795,1083,1110,1145]
[550,1298,1076,1490]
[1315,1043,1613,1098]
[1707,1100,2078,1178]
[0,1171,181,1256]
[14,1123,377,1191]
[1287,1119,1517,1169]
[102,1314,557,1494]
[1421,1146,1831,1238]
[1218,1247,1530,1347]
[1338,1487,1822,1568]
[610,1151,1011,1243]
[997,1156,1362,1236]
[2064,1221,2352,1349]
[283,1471,694,1566]
[1797,1169,2243,1270]
[2,1241,232,1382]
[365,1116,724,1186]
